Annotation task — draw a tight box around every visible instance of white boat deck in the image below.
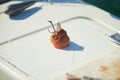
[0,1,120,80]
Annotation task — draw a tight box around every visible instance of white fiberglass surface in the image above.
[0,17,119,80]
[0,27,74,72]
